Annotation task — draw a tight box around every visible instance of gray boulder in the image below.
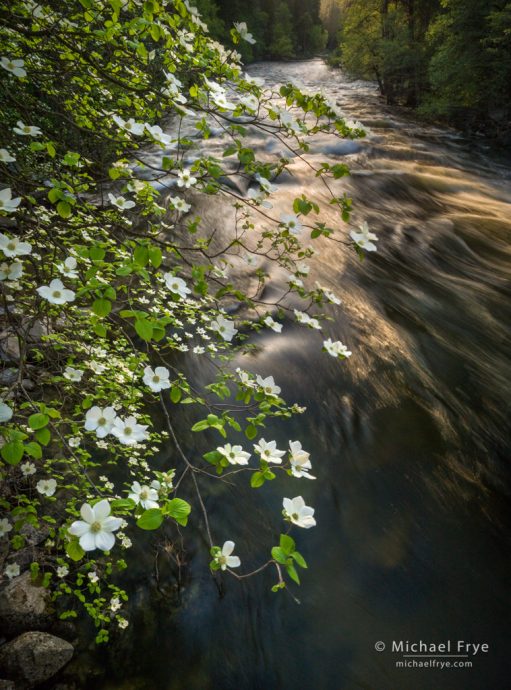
[0,572,52,636]
[0,632,73,687]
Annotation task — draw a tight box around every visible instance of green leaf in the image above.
[286,562,300,585]
[134,245,149,266]
[89,246,105,261]
[191,419,209,432]
[166,498,191,526]
[137,509,163,530]
[251,471,265,488]
[279,534,295,554]
[245,424,257,440]
[292,551,308,569]
[203,450,223,464]
[271,546,288,564]
[110,498,136,511]
[35,427,51,446]
[135,318,153,341]
[28,413,49,430]
[57,201,72,218]
[92,298,111,318]
[170,386,182,404]
[65,539,85,562]
[148,246,162,268]
[1,441,24,465]
[24,441,42,459]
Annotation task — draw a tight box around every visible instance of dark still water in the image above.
[71,60,511,690]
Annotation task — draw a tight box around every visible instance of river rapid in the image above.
[77,59,511,690]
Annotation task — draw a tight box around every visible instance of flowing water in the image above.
[75,59,511,690]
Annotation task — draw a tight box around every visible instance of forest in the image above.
[197,0,511,137]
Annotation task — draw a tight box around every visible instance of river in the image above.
[73,59,511,690]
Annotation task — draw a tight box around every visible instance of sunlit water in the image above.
[67,60,511,690]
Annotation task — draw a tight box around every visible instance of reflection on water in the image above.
[76,60,511,690]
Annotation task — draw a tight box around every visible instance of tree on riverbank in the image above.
[0,0,370,644]
[323,0,511,136]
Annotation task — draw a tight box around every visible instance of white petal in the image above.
[68,520,89,537]
[222,540,235,557]
[95,530,115,551]
[93,499,110,521]
[80,503,94,523]
[79,531,97,551]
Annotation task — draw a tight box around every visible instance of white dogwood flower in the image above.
[280,213,302,235]
[217,443,251,466]
[57,256,78,279]
[350,221,378,252]
[36,478,57,497]
[20,461,36,476]
[215,540,241,570]
[36,279,75,304]
[263,316,283,333]
[283,496,316,528]
[256,375,281,397]
[0,261,23,281]
[210,315,237,341]
[0,188,21,214]
[170,196,191,213]
[84,406,116,438]
[64,366,83,382]
[176,168,197,188]
[128,481,159,509]
[254,438,286,464]
[69,499,122,552]
[0,234,31,258]
[143,365,171,392]
[164,274,191,299]
[56,565,69,578]
[323,338,352,359]
[289,441,316,479]
[234,21,256,44]
[4,563,20,579]
[0,149,15,163]
[13,120,41,136]
[108,193,135,210]
[111,416,149,445]
[1,57,26,78]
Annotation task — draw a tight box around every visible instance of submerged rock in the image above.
[0,632,73,687]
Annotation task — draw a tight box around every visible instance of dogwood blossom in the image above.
[323,338,352,359]
[84,406,116,438]
[4,563,20,579]
[0,518,12,538]
[280,213,302,235]
[111,416,149,445]
[263,316,283,333]
[255,173,277,194]
[118,617,129,629]
[283,496,316,528]
[164,274,191,299]
[170,196,191,213]
[0,149,15,163]
[350,221,378,252]
[0,261,23,281]
[0,234,31,257]
[143,365,171,392]
[289,441,316,479]
[217,443,251,466]
[57,256,78,279]
[68,499,122,552]
[210,315,237,341]
[56,565,69,578]
[0,188,21,214]
[176,168,197,188]
[234,21,256,44]
[128,481,159,509]
[256,375,281,397]
[36,279,75,304]
[1,57,26,78]
[254,438,286,464]
[108,193,136,210]
[64,366,83,382]
[36,478,57,497]
[112,115,145,136]
[20,461,36,476]
[215,541,241,570]
[0,401,13,422]
[88,571,99,583]
[13,120,41,136]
